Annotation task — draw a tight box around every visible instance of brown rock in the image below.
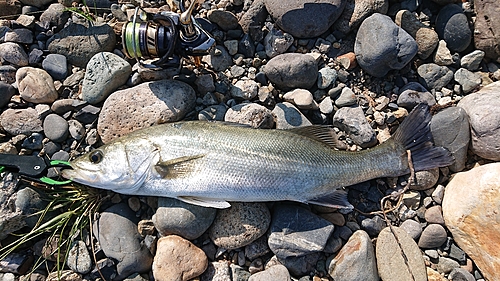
[0,108,43,135]
[16,67,57,104]
[152,235,208,281]
[443,163,500,281]
[474,0,500,61]
[97,79,196,143]
[426,267,448,281]
[425,205,445,225]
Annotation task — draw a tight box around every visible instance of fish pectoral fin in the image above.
[306,189,354,211]
[177,196,231,209]
[155,154,205,179]
[287,126,340,149]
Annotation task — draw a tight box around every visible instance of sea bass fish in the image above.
[62,104,453,210]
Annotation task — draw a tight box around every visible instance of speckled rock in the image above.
[443,163,500,281]
[264,0,346,38]
[81,52,132,104]
[47,23,117,68]
[16,67,58,104]
[0,108,43,135]
[200,261,232,281]
[417,63,454,90]
[39,3,70,32]
[153,235,208,281]
[457,81,500,161]
[0,42,29,67]
[224,103,274,128]
[97,79,196,143]
[474,0,500,61]
[152,197,217,240]
[230,79,259,100]
[209,202,270,250]
[264,53,318,91]
[376,226,427,281]
[66,240,92,274]
[408,168,440,191]
[327,230,378,281]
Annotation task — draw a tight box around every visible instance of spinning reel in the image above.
[121,0,215,68]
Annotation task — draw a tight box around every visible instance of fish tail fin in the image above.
[392,104,454,172]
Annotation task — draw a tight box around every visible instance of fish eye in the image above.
[89,150,104,164]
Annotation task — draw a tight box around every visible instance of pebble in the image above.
[43,113,69,142]
[461,50,485,71]
[434,40,454,66]
[334,87,357,107]
[0,42,29,66]
[39,3,69,32]
[207,10,239,31]
[418,224,448,249]
[400,219,422,241]
[318,97,334,115]
[16,67,58,104]
[209,202,270,250]
[47,23,117,68]
[68,120,85,140]
[200,261,231,281]
[425,206,445,225]
[264,0,345,38]
[230,79,259,100]
[0,65,17,84]
[361,216,385,237]
[332,105,377,148]
[283,89,318,110]
[22,133,43,150]
[442,163,500,281]
[231,264,252,281]
[248,264,290,281]
[317,67,338,89]
[454,68,481,94]
[45,270,82,281]
[4,28,32,44]
[0,108,43,135]
[96,203,153,279]
[194,74,216,94]
[0,81,15,108]
[202,45,233,72]
[355,13,417,77]
[409,168,440,191]
[224,103,274,128]
[474,0,500,60]
[152,197,216,240]
[435,4,472,52]
[427,267,447,281]
[268,204,334,259]
[449,268,476,281]
[397,82,436,109]
[395,9,439,60]
[417,63,454,90]
[152,235,207,281]
[430,107,470,172]
[272,102,312,129]
[436,256,460,274]
[376,226,427,281]
[264,53,318,91]
[333,0,388,35]
[457,81,500,160]
[42,54,68,81]
[326,230,378,281]
[81,52,132,104]
[66,240,92,274]
[198,104,228,121]
[97,79,196,143]
[263,26,294,58]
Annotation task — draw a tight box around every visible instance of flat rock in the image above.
[152,197,217,240]
[418,223,448,248]
[417,63,454,90]
[283,89,318,110]
[207,10,239,31]
[43,114,69,142]
[461,50,485,71]
[264,53,318,91]
[248,264,290,281]
[397,82,436,109]
[355,13,417,77]
[47,23,116,68]
[0,108,43,135]
[333,105,377,148]
[400,219,422,241]
[209,202,270,250]
[16,67,58,104]
[268,204,334,259]
[4,28,33,44]
[430,106,470,172]
[272,102,312,129]
[454,68,481,94]
[81,52,132,104]
[457,81,500,160]
[202,45,233,72]
[39,3,70,32]
[326,230,378,281]
[96,203,153,279]
[442,162,500,281]
[66,240,92,274]
[97,79,196,144]
[376,226,427,281]
[0,42,28,67]
[42,54,68,81]
[474,0,500,61]
[224,103,274,128]
[435,4,471,52]
[333,0,388,35]
[153,235,208,281]
[264,0,346,38]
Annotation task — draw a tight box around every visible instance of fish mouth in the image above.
[61,163,99,185]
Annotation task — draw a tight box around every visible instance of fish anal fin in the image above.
[306,189,354,211]
[288,126,340,149]
[177,196,231,209]
[155,154,205,179]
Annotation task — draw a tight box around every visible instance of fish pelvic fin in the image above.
[155,154,205,179]
[392,103,454,171]
[177,196,231,209]
[306,189,354,212]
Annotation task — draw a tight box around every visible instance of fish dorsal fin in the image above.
[177,196,231,209]
[306,189,354,212]
[155,154,205,179]
[288,126,340,149]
